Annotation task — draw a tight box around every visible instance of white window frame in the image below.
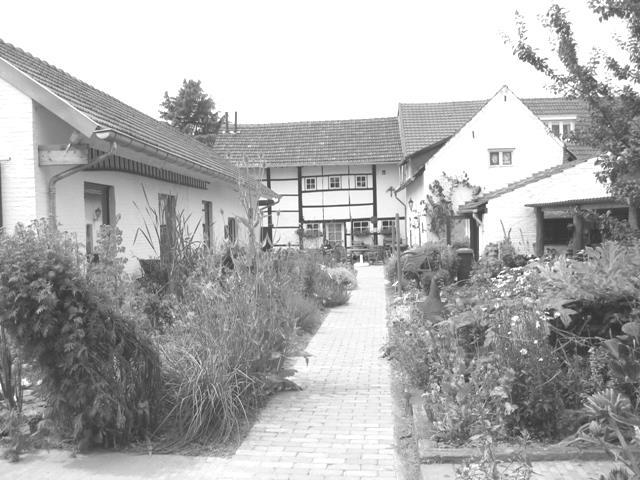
[305,177,316,191]
[488,149,514,167]
[325,222,344,245]
[305,222,320,233]
[353,220,370,235]
[355,175,367,188]
[540,115,576,139]
[381,220,393,230]
[328,176,341,189]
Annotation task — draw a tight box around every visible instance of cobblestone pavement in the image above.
[421,460,623,479]
[5,265,397,479]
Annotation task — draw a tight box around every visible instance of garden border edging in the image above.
[410,390,614,464]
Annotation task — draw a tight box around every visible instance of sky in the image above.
[0,0,626,124]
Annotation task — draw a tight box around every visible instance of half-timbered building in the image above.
[213,118,406,249]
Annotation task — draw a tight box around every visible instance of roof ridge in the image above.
[231,116,399,128]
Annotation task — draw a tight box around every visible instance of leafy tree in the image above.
[160,79,222,146]
[513,1,640,222]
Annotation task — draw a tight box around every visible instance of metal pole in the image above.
[395,213,401,292]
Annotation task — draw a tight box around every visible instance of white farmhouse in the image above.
[0,39,276,273]
[395,85,601,257]
[213,118,406,251]
[459,157,634,256]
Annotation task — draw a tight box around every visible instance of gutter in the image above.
[94,129,278,199]
[48,143,115,225]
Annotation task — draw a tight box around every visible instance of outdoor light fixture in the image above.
[408,198,414,210]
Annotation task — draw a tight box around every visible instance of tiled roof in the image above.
[398,96,596,159]
[398,101,486,156]
[211,117,403,167]
[0,39,249,187]
[458,159,590,212]
[525,196,618,208]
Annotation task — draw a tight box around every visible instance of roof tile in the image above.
[0,39,242,184]
[212,117,403,167]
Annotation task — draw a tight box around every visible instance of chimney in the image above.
[234,112,238,133]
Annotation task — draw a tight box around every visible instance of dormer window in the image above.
[489,149,513,166]
[539,115,576,139]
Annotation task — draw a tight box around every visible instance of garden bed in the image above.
[384,238,640,477]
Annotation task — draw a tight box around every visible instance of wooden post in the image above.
[629,206,639,231]
[573,211,585,252]
[395,213,401,292]
[534,207,544,257]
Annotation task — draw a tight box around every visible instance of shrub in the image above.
[286,294,323,334]
[326,266,357,290]
[0,221,160,449]
[154,248,311,447]
[385,242,458,287]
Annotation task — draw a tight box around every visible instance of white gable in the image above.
[421,86,566,206]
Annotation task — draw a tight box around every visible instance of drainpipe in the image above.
[472,210,483,227]
[48,144,115,226]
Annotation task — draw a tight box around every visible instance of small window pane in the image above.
[502,151,512,165]
[489,152,500,166]
[562,123,571,137]
[305,178,316,190]
[551,124,560,137]
[329,176,341,189]
[356,175,367,188]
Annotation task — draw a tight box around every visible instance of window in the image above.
[159,193,177,261]
[325,222,344,246]
[489,150,513,166]
[84,182,114,255]
[380,220,394,235]
[329,176,341,189]
[305,222,321,234]
[353,220,370,235]
[305,178,316,190]
[546,120,575,139]
[202,200,212,248]
[355,175,367,188]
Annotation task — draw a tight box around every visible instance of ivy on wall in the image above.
[420,172,480,237]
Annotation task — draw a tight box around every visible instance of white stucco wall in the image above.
[0,77,37,226]
[422,87,566,197]
[403,86,567,248]
[479,158,609,254]
[0,90,252,274]
[54,170,245,273]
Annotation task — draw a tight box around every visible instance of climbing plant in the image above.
[421,172,480,238]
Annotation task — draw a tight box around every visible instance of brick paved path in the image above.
[6,265,396,480]
[219,264,398,479]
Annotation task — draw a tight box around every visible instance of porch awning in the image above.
[525,196,621,209]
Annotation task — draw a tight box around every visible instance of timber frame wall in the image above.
[265,164,405,248]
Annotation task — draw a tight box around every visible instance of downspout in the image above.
[48,143,115,226]
[472,210,483,227]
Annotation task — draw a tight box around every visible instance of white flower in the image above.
[553,311,562,318]
[535,320,541,329]
[538,357,544,362]
[533,340,538,345]
[520,348,528,355]
[511,315,520,323]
